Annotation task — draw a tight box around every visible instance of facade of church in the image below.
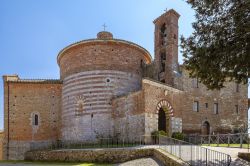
[1,9,249,160]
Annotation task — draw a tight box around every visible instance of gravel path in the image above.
[117,157,164,166]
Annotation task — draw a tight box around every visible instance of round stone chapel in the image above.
[57,31,152,141]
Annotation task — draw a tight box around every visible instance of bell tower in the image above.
[154,9,180,86]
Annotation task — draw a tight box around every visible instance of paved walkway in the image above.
[141,145,250,165]
[203,146,250,166]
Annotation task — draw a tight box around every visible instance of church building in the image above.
[1,9,249,160]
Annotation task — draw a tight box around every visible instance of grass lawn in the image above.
[0,161,112,166]
[202,144,250,148]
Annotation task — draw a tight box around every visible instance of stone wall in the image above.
[142,76,248,135]
[112,91,145,141]
[7,140,53,160]
[142,79,184,136]
[25,148,187,165]
[62,70,141,141]
[181,68,248,134]
[3,75,62,160]
[153,148,188,166]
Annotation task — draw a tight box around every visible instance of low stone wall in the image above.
[25,148,187,165]
[238,152,250,162]
[153,149,187,166]
[7,140,53,160]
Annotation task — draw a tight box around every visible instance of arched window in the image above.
[34,114,39,126]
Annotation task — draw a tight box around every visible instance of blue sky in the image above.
[0,0,249,130]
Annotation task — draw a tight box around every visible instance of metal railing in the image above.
[29,137,143,151]
[185,133,250,149]
[141,135,231,166]
[26,135,231,165]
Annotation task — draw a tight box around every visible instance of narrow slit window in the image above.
[34,114,39,126]
[235,105,239,115]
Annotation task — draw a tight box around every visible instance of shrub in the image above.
[151,130,167,137]
[172,132,184,140]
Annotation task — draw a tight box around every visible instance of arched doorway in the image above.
[202,121,210,135]
[158,108,166,132]
[156,100,174,135]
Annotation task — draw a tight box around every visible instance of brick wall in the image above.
[3,75,62,160]
[181,68,248,134]
[58,37,151,79]
[154,9,180,86]
[142,79,183,136]
[141,77,248,135]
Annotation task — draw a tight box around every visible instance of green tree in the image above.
[181,0,250,89]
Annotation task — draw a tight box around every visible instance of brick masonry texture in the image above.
[25,148,187,165]
[112,91,145,140]
[180,69,248,134]
[142,79,184,136]
[3,76,62,160]
[62,70,141,141]
[57,35,152,79]
[2,9,249,160]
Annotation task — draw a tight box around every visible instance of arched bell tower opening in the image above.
[160,23,167,46]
